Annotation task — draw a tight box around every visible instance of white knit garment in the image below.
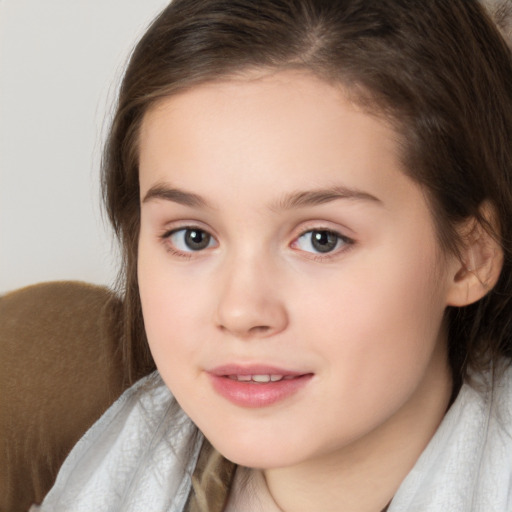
[388,367,512,511]
[39,373,202,512]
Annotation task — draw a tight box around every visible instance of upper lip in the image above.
[208,364,307,377]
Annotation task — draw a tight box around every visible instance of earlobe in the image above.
[446,211,504,307]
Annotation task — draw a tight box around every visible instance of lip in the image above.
[209,364,305,377]
[207,364,313,408]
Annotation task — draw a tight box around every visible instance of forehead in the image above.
[138,70,407,202]
[137,70,429,224]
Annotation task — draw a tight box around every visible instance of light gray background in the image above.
[1,0,169,294]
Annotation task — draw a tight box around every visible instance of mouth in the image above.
[207,365,313,408]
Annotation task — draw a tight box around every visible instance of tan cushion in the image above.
[0,281,127,512]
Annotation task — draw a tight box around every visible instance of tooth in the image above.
[252,375,271,383]
[270,375,283,381]
[237,375,252,382]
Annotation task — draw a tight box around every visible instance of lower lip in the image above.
[208,374,313,408]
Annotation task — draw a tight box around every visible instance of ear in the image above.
[446,205,504,307]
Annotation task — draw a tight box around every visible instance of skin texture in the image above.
[137,70,480,511]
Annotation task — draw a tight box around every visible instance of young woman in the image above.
[39,1,512,510]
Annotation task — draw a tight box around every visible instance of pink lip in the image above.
[207,364,313,408]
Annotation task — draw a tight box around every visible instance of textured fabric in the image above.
[40,367,512,511]
[187,441,236,512]
[388,366,512,511]
[38,373,202,512]
[0,281,127,512]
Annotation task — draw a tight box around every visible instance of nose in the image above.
[214,255,289,339]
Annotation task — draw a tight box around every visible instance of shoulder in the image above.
[469,363,512,510]
[390,362,512,511]
[487,362,512,444]
[39,372,202,512]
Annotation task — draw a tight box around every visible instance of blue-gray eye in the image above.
[169,228,215,251]
[296,230,344,254]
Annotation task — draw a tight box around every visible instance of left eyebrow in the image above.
[271,185,382,211]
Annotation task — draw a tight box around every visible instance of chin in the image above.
[206,435,305,469]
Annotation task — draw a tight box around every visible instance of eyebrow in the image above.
[271,186,382,211]
[142,183,382,210]
[142,184,210,208]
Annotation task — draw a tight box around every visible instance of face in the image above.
[138,70,456,470]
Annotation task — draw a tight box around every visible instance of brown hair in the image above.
[102,0,512,390]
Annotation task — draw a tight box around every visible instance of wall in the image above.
[0,0,168,293]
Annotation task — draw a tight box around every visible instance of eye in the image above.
[294,229,350,254]
[167,227,216,252]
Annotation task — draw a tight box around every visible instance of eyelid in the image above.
[292,219,355,241]
[159,219,217,240]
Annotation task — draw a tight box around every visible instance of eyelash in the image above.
[158,226,355,260]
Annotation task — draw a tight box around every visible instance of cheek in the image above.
[303,242,447,393]
[137,246,209,375]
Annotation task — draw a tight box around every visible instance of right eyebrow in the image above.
[142,183,210,209]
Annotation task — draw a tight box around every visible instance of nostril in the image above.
[248,325,271,334]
